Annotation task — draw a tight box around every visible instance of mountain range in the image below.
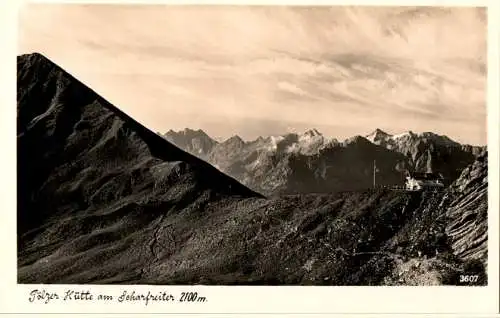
[17,53,487,285]
[164,127,485,195]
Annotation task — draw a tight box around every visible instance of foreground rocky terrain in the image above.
[18,53,487,285]
[165,127,483,196]
[444,153,488,264]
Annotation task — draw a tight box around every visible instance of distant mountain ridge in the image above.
[365,128,485,153]
[164,128,485,195]
[364,128,485,181]
[164,128,218,158]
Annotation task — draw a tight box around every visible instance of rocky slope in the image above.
[17,53,487,285]
[443,152,488,264]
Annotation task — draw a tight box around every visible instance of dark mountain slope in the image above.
[17,53,261,266]
[17,53,486,285]
[226,135,411,196]
[281,136,410,193]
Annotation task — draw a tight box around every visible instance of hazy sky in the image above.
[18,5,487,145]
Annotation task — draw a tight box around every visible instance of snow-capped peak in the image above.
[365,128,392,143]
[302,128,322,138]
[299,129,324,145]
[281,129,327,155]
[225,135,245,145]
[266,135,285,151]
[391,131,416,140]
[366,130,459,150]
[344,135,371,145]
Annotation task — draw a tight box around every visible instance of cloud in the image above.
[18,5,487,145]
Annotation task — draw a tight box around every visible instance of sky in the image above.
[18,5,487,145]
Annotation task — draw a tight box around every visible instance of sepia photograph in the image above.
[16,4,489,287]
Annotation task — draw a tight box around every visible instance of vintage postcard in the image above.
[1,0,499,316]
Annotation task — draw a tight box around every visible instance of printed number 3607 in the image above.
[460,275,479,283]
